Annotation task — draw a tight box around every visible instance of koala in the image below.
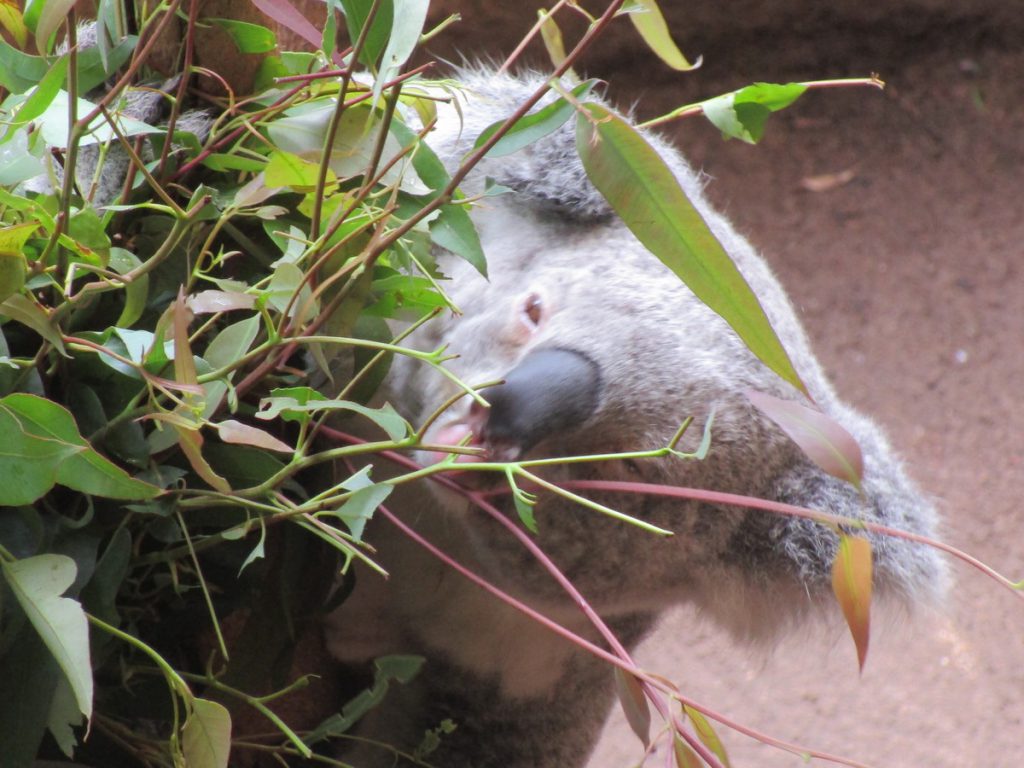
[321,69,947,768]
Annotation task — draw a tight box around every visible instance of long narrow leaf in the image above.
[624,0,699,71]
[832,534,873,671]
[575,104,806,395]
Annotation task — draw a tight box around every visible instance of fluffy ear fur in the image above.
[324,69,947,767]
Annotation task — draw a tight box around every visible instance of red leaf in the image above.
[614,667,651,747]
[249,0,324,52]
[831,534,873,671]
[171,289,198,388]
[174,425,231,494]
[745,389,863,488]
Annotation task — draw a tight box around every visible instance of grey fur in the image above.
[325,70,947,767]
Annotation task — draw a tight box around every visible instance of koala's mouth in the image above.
[424,347,603,470]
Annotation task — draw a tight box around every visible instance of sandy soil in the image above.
[577,16,1024,768]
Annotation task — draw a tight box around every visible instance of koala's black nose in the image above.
[475,348,602,460]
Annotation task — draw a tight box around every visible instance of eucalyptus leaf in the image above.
[0,393,161,502]
[340,0,394,70]
[181,698,232,768]
[575,103,806,396]
[1,554,93,717]
[473,79,599,159]
[321,483,392,540]
[257,390,409,441]
[206,18,277,54]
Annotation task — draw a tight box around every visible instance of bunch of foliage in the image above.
[0,1,921,766]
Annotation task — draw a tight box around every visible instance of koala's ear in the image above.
[764,443,945,607]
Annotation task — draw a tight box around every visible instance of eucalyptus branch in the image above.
[177,671,313,758]
[639,75,886,130]
[334,432,874,767]
[54,196,211,320]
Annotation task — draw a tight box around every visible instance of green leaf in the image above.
[575,103,806,396]
[744,389,863,489]
[0,293,68,355]
[0,221,40,253]
[305,654,423,742]
[2,53,68,134]
[202,314,261,415]
[0,2,28,48]
[474,79,599,159]
[76,34,138,92]
[47,676,83,757]
[0,615,62,766]
[181,697,232,768]
[0,554,93,717]
[683,704,732,767]
[257,389,409,441]
[0,400,82,505]
[0,223,30,301]
[340,0,394,70]
[204,443,286,488]
[30,0,75,54]
[265,149,332,190]
[205,17,277,53]
[1,393,161,501]
[56,439,163,500]
[624,0,699,71]
[702,82,808,144]
[538,9,569,70]
[25,89,163,148]
[80,527,131,626]
[511,488,537,533]
[429,202,486,276]
[201,152,267,173]
[391,119,486,275]
[0,32,137,94]
[265,260,317,321]
[673,734,703,768]
[108,247,149,328]
[0,40,49,92]
[0,127,45,183]
[269,101,424,192]
[373,0,428,101]
[320,482,392,540]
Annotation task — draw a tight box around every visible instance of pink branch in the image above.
[325,426,878,766]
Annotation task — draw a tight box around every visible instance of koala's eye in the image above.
[522,293,544,327]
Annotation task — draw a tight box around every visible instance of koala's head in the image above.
[396,200,780,467]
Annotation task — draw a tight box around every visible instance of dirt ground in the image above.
[567,14,1024,768]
